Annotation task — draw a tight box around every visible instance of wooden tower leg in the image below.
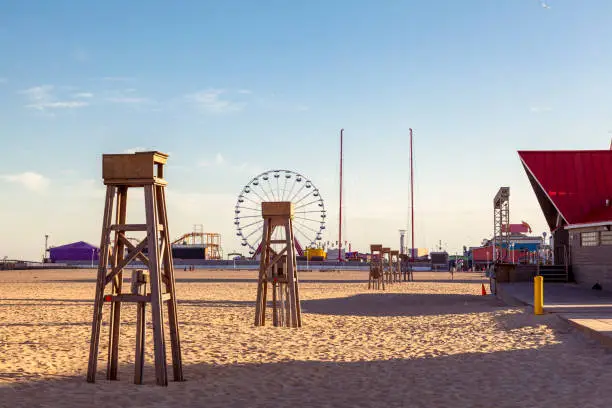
[134,298,146,384]
[107,186,128,380]
[285,219,299,328]
[144,184,168,387]
[255,218,271,326]
[289,220,302,327]
[156,185,184,382]
[272,278,278,327]
[87,186,116,383]
[133,270,148,385]
[283,283,289,325]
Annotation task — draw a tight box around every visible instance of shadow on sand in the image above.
[39,278,369,284]
[4,340,612,408]
[301,293,507,317]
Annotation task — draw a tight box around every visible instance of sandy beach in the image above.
[2,269,612,408]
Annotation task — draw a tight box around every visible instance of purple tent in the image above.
[49,241,100,262]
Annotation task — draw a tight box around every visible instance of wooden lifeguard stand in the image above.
[254,201,302,328]
[400,254,414,282]
[382,247,392,285]
[87,151,184,386]
[368,245,385,290]
[390,250,400,282]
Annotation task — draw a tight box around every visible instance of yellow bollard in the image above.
[534,275,544,315]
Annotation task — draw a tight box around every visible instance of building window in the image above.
[601,231,612,246]
[581,231,600,246]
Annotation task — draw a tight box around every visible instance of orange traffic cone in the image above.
[481,283,487,296]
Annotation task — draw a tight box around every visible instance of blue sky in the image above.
[1,0,611,260]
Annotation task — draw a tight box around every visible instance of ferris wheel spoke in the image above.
[237,206,261,212]
[295,199,323,210]
[239,219,264,230]
[235,214,261,219]
[293,209,324,214]
[293,224,314,246]
[240,194,261,207]
[248,188,267,203]
[244,225,264,240]
[293,221,321,235]
[281,177,289,200]
[294,216,324,224]
[284,176,298,201]
[289,183,307,203]
[268,176,278,201]
[255,182,273,202]
[293,191,318,206]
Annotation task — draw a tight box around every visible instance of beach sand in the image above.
[1,269,612,407]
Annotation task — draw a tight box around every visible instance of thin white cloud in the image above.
[215,153,225,164]
[40,101,88,109]
[237,89,252,94]
[19,85,89,111]
[73,92,93,98]
[530,106,552,113]
[0,172,50,192]
[0,77,7,84]
[186,89,245,114]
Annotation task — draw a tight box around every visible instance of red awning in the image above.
[518,150,612,226]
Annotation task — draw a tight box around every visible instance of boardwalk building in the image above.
[519,149,612,289]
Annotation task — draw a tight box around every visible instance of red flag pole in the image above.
[410,128,414,265]
[339,128,344,262]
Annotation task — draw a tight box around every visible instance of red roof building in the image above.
[518,148,612,289]
[518,150,612,230]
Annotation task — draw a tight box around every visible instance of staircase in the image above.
[538,265,569,283]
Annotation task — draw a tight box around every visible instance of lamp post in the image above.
[44,234,49,262]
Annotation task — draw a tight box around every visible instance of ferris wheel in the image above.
[234,169,326,256]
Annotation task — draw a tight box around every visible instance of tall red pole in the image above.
[339,128,344,262]
[410,128,414,264]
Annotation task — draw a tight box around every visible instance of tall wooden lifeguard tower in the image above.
[87,151,184,386]
[382,247,392,285]
[254,201,302,328]
[369,244,385,290]
[390,250,400,282]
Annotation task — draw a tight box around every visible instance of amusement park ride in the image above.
[171,224,222,260]
[234,169,326,259]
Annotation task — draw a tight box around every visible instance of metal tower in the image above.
[493,187,510,262]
